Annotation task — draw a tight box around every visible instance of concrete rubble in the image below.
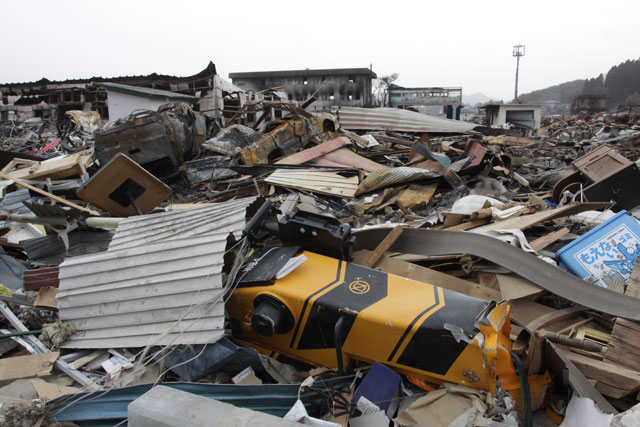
[0,63,639,427]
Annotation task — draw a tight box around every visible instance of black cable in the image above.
[509,350,532,427]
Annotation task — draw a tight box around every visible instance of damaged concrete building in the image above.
[0,62,243,122]
[228,67,377,112]
[571,94,608,115]
[481,103,542,130]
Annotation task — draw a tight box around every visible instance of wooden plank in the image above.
[0,171,98,215]
[2,151,92,181]
[68,349,107,370]
[545,341,618,414]
[0,352,59,381]
[625,257,640,299]
[530,227,570,252]
[396,200,412,216]
[443,170,463,188]
[604,318,640,371]
[353,250,501,301]
[276,137,349,165]
[318,148,386,173]
[474,202,612,232]
[444,217,490,231]
[31,380,80,401]
[441,213,464,228]
[595,382,637,400]
[361,226,403,268]
[564,349,640,398]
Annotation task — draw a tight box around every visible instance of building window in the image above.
[8,111,17,121]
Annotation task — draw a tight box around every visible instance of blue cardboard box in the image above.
[557,210,640,288]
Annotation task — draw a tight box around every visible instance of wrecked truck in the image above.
[94,103,210,176]
[204,113,333,165]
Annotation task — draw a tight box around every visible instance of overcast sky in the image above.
[2,0,638,101]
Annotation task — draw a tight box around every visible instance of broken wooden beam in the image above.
[530,227,570,252]
[0,171,98,216]
[353,250,501,301]
[361,225,403,268]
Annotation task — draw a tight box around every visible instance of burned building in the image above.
[0,62,242,123]
[389,86,463,119]
[228,68,377,112]
[571,94,608,115]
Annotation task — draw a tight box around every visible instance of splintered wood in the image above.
[0,352,59,381]
[605,318,640,372]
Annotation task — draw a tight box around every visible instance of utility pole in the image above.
[513,45,525,103]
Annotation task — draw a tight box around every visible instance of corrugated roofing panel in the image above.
[356,158,469,195]
[20,231,113,266]
[334,107,478,134]
[51,377,355,425]
[109,197,253,250]
[265,169,359,198]
[57,197,256,348]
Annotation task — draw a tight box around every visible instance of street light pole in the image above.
[513,45,525,103]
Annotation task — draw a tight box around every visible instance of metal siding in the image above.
[334,106,478,133]
[57,197,256,348]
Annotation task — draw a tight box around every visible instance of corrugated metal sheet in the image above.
[265,169,359,198]
[0,189,32,228]
[356,158,469,195]
[334,107,478,134]
[0,188,32,214]
[20,231,113,266]
[57,197,256,348]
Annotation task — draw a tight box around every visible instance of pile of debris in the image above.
[0,96,640,427]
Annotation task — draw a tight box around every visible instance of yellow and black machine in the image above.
[227,200,550,410]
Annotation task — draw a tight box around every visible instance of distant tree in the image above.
[518,57,640,109]
[605,58,640,107]
[582,73,605,95]
[519,79,585,104]
[373,73,399,107]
